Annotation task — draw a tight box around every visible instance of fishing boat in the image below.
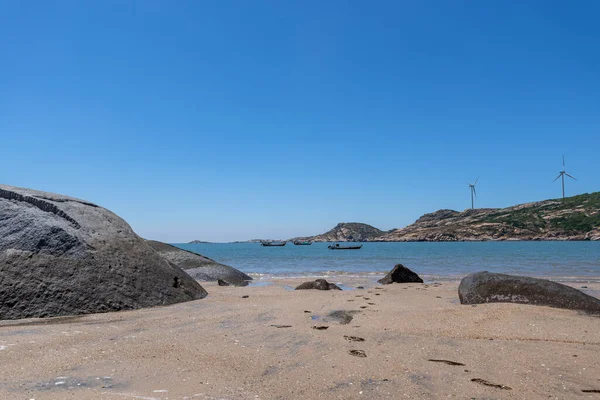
[261,241,286,247]
[293,240,312,245]
[328,243,363,250]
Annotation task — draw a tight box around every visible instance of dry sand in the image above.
[0,278,599,399]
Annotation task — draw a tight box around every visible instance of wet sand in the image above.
[0,278,599,399]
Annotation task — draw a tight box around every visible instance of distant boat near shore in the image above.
[293,240,312,245]
[261,241,287,247]
[328,243,363,250]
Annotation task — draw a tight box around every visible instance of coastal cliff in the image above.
[379,192,600,241]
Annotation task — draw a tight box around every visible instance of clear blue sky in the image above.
[1,1,599,242]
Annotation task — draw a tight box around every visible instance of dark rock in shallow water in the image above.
[378,264,423,284]
[0,184,207,321]
[295,279,342,291]
[459,271,600,314]
[146,240,251,286]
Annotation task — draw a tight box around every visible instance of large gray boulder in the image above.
[0,184,207,320]
[378,264,423,284]
[459,271,600,314]
[146,241,252,286]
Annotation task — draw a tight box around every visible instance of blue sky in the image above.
[1,1,599,242]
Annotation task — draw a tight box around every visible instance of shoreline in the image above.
[0,277,600,400]
[247,272,600,284]
[1,278,599,399]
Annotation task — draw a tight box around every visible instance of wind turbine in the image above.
[553,155,577,199]
[468,177,479,209]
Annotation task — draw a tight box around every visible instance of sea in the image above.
[174,241,600,283]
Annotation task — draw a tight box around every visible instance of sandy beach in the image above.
[0,278,599,399]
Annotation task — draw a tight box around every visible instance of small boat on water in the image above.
[261,241,287,247]
[328,243,363,250]
[293,240,312,245]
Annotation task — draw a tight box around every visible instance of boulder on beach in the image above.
[0,184,207,321]
[146,240,252,286]
[378,264,423,284]
[458,271,600,313]
[295,279,342,291]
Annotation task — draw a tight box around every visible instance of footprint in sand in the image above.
[368,303,375,305]
[312,326,329,330]
[360,306,368,309]
[349,350,367,357]
[582,389,600,393]
[344,335,365,342]
[471,378,512,390]
[428,359,465,366]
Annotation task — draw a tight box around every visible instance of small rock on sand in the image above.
[324,310,359,325]
[295,279,342,291]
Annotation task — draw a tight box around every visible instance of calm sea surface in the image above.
[174,242,600,282]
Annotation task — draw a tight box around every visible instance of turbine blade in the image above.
[565,172,577,181]
[474,176,479,185]
[473,186,477,197]
[553,173,562,182]
[562,154,565,166]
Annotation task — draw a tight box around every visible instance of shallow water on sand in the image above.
[174,241,600,281]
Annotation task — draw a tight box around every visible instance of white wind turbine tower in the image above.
[468,177,479,209]
[553,155,577,199]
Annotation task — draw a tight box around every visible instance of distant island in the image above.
[290,222,390,243]
[188,240,213,244]
[291,192,600,242]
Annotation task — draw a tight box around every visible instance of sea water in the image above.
[174,242,600,282]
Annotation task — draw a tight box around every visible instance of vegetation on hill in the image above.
[379,192,600,241]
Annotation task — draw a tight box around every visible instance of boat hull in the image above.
[328,244,363,250]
